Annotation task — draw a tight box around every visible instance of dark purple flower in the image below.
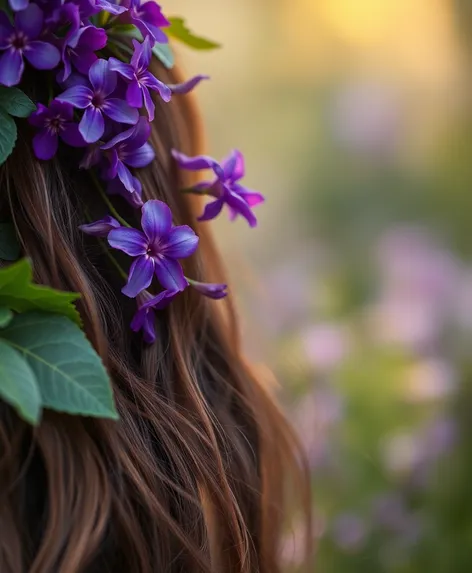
[121,0,169,44]
[59,24,107,82]
[101,117,155,194]
[131,288,178,343]
[9,0,29,11]
[79,215,120,237]
[108,199,199,297]
[172,149,265,228]
[56,58,139,143]
[110,37,171,121]
[187,279,227,299]
[107,177,144,208]
[0,4,61,87]
[28,100,85,160]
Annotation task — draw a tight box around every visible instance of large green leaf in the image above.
[0,307,13,328]
[0,339,41,424]
[0,222,20,261]
[166,17,220,50]
[152,42,175,69]
[0,108,17,166]
[0,86,36,118]
[1,312,118,420]
[0,259,81,325]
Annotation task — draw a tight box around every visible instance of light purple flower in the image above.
[0,4,61,87]
[110,37,171,121]
[131,288,178,343]
[9,0,29,11]
[59,24,107,82]
[171,149,264,227]
[332,514,368,553]
[101,117,155,194]
[56,58,139,143]
[28,100,85,160]
[108,199,199,297]
[95,0,128,15]
[187,279,227,299]
[79,216,120,237]
[121,0,169,44]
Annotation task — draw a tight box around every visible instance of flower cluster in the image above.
[1,0,264,343]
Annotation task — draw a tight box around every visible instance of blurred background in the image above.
[171,1,472,571]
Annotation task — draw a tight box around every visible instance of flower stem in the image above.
[89,171,131,228]
[180,187,208,195]
[98,239,128,281]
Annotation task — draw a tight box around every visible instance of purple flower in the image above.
[56,58,139,143]
[131,289,178,343]
[187,279,227,299]
[107,177,144,208]
[95,0,128,15]
[101,117,155,194]
[108,199,199,297]
[171,149,265,228]
[121,0,169,44]
[110,37,171,121]
[169,74,210,95]
[0,4,61,87]
[59,24,107,82]
[9,0,29,11]
[79,215,120,237]
[28,100,85,160]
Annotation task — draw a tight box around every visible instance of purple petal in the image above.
[232,183,265,207]
[28,103,48,127]
[0,49,24,87]
[197,199,224,222]
[70,49,97,75]
[141,200,172,243]
[130,305,154,342]
[56,85,92,108]
[169,75,209,95]
[131,37,151,70]
[24,41,61,70]
[109,58,135,81]
[49,100,73,120]
[0,14,13,50]
[125,142,155,168]
[9,0,29,11]
[163,226,199,259]
[122,255,154,298]
[79,106,104,143]
[89,59,116,96]
[60,123,86,147]
[171,150,224,178]
[79,216,120,237]
[144,73,171,102]
[142,86,155,121]
[125,116,150,149]
[154,257,187,292]
[70,25,107,51]
[15,3,43,39]
[32,130,58,160]
[107,177,143,208]
[96,0,127,15]
[108,227,148,256]
[188,280,228,300]
[102,98,139,125]
[117,161,136,193]
[221,150,245,180]
[126,80,143,108]
[226,192,258,227]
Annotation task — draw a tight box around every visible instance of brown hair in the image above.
[0,57,311,573]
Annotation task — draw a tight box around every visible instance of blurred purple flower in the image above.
[403,360,456,403]
[79,215,120,237]
[9,0,29,11]
[131,288,178,343]
[108,199,199,297]
[101,117,155,194]
[0,4,61,87]
[332,514,368,553]
[172,149,264,227]
[121,0,169,44]
[56,59,139,143]
[59,24,107,82]
[28,100,85,160]
[301,323,350,373]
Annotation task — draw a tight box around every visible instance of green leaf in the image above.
[166,17,221,50]
[0,109,17,166]
[1,312,118,420]
[0,259,81,325]
[0,307,13,328]
[152,42,175,69]
[0,339,41,424]
[110,24,143,41]
[0,222,20,261]
[0,87,36,118]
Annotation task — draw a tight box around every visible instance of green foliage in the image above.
[0,222,20,261]
[166,17,220,50]
[0,307,13,328]
[0,258,81,325]
[0,86,35,166]
[1,312,118,421]
[152,42,174,69]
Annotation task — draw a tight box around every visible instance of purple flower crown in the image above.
[0,0,264,344]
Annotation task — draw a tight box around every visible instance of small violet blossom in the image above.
[108,199,199,297]
[59,24,107,82]
[101,117,155,195]
[187,279,228,299]
[0,4,61,87]
[131,289,178,343]
[56,58,139,143]
[8,0,29,11]
[79,215,120,237]
[121,0,169,44]
[107,177,144,208]
[171,149,265,227]
[29,100,85,160]
[110,37,171,121]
